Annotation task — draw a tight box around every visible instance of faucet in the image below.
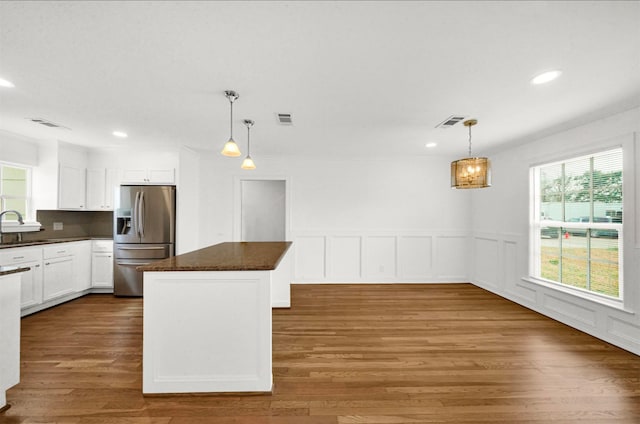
[0,209,24,243]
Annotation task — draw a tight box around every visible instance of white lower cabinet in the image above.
[1,239,113,315]
[0,247,43,309]
[73,240,92,291]
[43,255,74,302]
[91,240,113,289]
[18,261,43,309]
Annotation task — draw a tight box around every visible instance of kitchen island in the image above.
[138,241,292,394]
[0,266,28,411]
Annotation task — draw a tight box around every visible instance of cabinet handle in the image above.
[45,262,50,265]
[35,264,40,267]
[13,256,24,260]
[57,250,66,254]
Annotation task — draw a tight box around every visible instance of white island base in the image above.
[141,242,292,394]
[0,269,23,410]
[143,270,273,393]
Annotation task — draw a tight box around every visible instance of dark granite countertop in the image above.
[0,265,30,277]
[0,237,113,249]
[138,241,292,272]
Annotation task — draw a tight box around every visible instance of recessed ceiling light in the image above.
[531,70,562,85]
[112,131,128,138]
[425,142,438,148]
[0,77,15,88]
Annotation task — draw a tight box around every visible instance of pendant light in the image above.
[241,119,256,170]
[221,90,241,157]
[450,119,491,189]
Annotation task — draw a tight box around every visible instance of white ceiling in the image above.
[0,1,639,158]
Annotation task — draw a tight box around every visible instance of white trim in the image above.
[521,276,630,313]
[233,175,291,242]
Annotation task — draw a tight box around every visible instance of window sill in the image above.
[521,276,635,315]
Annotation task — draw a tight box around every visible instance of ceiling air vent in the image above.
[276,113,293,125]
[435,115,466,129]
[28,118,70,130]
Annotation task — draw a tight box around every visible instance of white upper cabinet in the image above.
[86,168,119,210]
[121,168,175,184]
[58,164,86,209]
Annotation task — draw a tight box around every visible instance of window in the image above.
[0,162,31,220]
[531,149,623,299]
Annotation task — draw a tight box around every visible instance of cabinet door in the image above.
[59,165,86,209]
[43,256,74,301]
[86,168,106,210]
[73,241,92,291]
[91,252,114,288]
[121,169,148,183]
[19,260,43,309]
[148,169,175,184]
[104,168,120,210]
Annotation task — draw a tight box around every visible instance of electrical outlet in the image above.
[53,222,63,231]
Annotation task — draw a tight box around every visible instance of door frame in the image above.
[233,175,291,242]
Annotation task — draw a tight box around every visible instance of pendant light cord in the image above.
[246,125,251,156]
[468,123,472,157]
[229,98,234,140]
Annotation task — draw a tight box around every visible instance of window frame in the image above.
[0,161,33,221]
[528,147,625,308]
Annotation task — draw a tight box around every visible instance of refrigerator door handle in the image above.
[133,191,141,237]
[117,246,166,250]
[139,191,145,238]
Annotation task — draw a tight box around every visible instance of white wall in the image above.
[469,106,640,355]
[180,152,473,283]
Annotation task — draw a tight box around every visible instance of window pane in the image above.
[540,164,562,220]
[540,237,561,281]
[593,150,622,223]
[560,230,588,290]
[1,166,27,196]
[564,158,590,221]
[2,198,26,217]
[590,237,619,297]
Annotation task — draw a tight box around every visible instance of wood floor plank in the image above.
[2,284,639,423]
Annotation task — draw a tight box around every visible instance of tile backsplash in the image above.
[13,210,113,242]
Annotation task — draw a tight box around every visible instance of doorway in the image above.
[240,179,286,241]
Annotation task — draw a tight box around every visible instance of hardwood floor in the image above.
[3,284,639,423]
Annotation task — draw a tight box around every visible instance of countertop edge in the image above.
[138,242,293,272]
[0,237,113,249]
[0,266,30,277]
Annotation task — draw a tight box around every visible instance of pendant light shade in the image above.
[221,90,241,157]
[451,119,492,189]
[241,119,256,170]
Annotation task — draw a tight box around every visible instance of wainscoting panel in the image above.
[294,236,326,280]
[608,316,640,347]
[542,293,598,327]
[363,236,397,279]
[327,236,362,280]
[398,236,433,279]
[473,236,499,289]
[434,235,469,281]
[292,231,470,283]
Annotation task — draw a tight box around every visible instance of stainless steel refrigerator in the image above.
[113,185,176,296]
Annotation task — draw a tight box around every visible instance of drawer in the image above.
[0,246,43,265]
[43,243,73,259]
[92,240,113,253]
